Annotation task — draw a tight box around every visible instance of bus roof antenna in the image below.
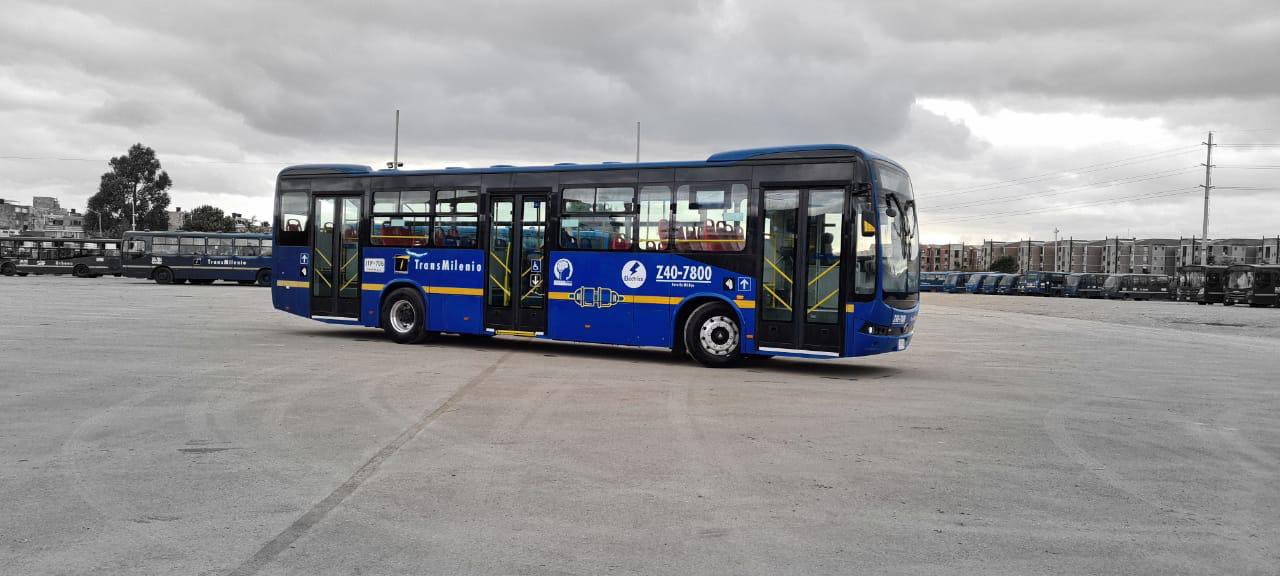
[387,109,403,170]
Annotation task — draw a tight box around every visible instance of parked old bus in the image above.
[270,144,920,367]
[920,272,948,292]
[1176,265,1227,305]
[121,231,273,285]
[1062,273,1108,298]
[0,236,122,277]
[1101,273,1172,300]
[1224,264,1280,308]
[943,272,971,293]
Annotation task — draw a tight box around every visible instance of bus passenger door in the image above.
[485,193,548,335]
[311,195,363,319]
[756,188,845,354]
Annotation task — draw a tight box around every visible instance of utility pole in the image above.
[387,109,403,170]
[1053,227,1060,271]
[635,121,641,163]
[1200,131,1214,265]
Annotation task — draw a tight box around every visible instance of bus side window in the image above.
[852,193,877,296]
[637,185,672,251]
[673,184,747,253]
[278,191,310,246]
[260,239,273,257]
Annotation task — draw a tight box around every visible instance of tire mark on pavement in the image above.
[226,351,513,576]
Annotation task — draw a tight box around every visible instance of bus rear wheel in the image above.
[381,288,429,344]
[1,262,15,276]
[683,302,742,368]
[256,269,272,287]
[153,267,174,284]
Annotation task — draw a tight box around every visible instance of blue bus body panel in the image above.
[357,248,486,333]
[273,245,311,317]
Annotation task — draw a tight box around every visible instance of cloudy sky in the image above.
[3,0,1279,243]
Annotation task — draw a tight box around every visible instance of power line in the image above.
[928,166,1199,211]
[927,187,1200,225]
[927,145,1200,198]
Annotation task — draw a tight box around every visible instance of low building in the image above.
[1131,239,1179,275]
[1263,237,1279,265]
[1209,239,1262,265]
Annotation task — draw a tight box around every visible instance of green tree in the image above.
[84,143,172,236]
[183,205,237,232]
[989,255,1019,273]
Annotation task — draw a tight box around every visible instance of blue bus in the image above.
[920,272,948,292]
[271,144,920,367]
[942,272,971,293]
[121,231,273,285]
[0,236,122,277]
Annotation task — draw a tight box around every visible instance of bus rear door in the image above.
[756,188,845,355]
[485,192,549,335]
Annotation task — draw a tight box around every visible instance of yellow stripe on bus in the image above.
[276,280,309,289]
[361,283,385,291]
[425,286,484,296]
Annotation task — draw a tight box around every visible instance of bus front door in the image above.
[756,188,846,355]
[485,193,548,335]
[311,195,363,319]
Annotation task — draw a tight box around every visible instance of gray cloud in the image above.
[1,0,1278,242]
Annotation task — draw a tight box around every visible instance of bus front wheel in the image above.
[683,302,742,368]
[73,264,91,278]
[1,262,15,276]
[381,288,429,344]
[153,267,174,284]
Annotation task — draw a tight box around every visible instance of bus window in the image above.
[637,185,672,251]
[234,238,260,257]
[433,190,479,248]
[126,238,148,256]
[179,236,205,256]
[207,237,235,256]
[279,191,309,245]
[103,242,120,257]
[559,187,636,251]
[260,239,273,257]
[852,194,877,296]
[673,183,748,252]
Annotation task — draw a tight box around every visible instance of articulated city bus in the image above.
[0,236,122,277]
[121,231,273,285]
[271,144,920,367]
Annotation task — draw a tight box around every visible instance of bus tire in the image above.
[381,287,428,344]
[73,264,90,278]
[256,269,272,287]
[153,267,174,284]
[1,262,15,276]
[683,302,742,368]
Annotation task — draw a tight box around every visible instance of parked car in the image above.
[1101,274,1172,301]
[1223,264,1280,307]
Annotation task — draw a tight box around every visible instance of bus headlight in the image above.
[860,322,913,337]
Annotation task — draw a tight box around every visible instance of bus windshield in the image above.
[1228,270,1253,290]
[876,162,919,300]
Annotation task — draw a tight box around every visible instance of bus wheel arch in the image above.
[380,285,431,344]
[153,266,175,284]
[673,296,744,367]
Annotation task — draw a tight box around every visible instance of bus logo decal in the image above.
[553,258,574,287]
[621,260,647,289]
